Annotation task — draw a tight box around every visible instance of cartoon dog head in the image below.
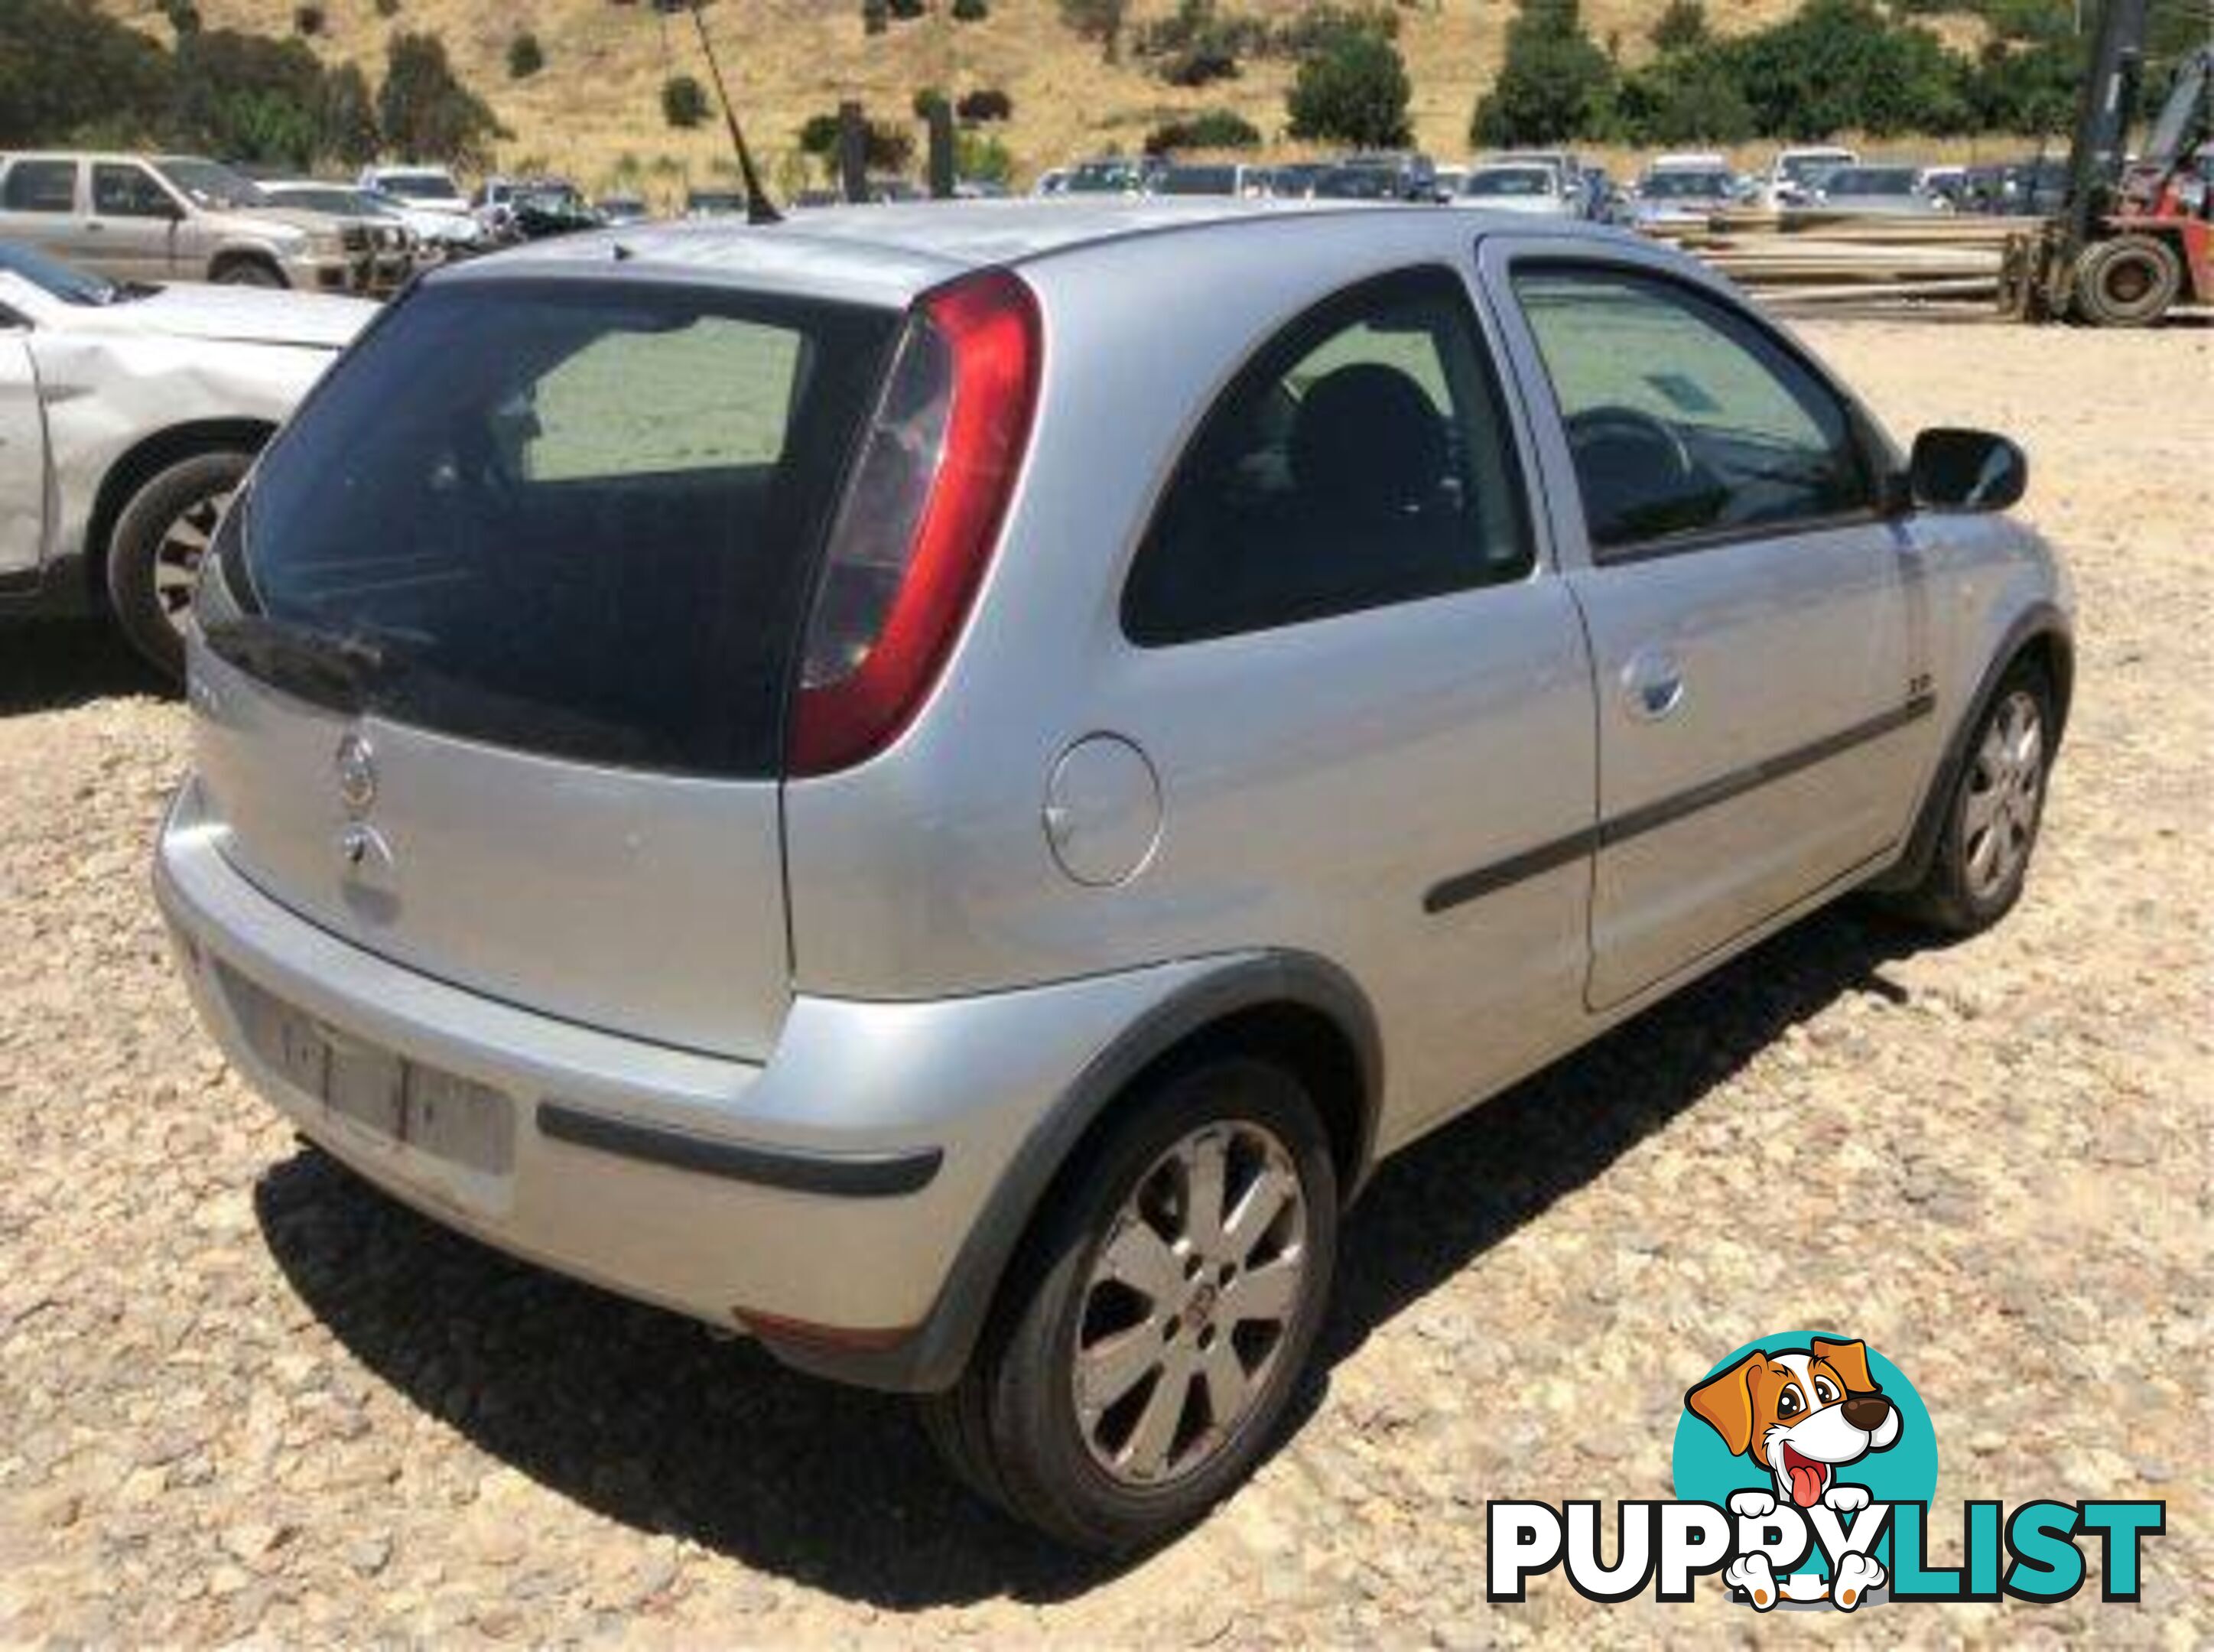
[1686,1338,1901,1508]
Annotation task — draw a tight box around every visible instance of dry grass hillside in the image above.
[105,0,1993,197]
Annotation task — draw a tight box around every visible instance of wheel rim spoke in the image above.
[1196,1338,1250,1429]
[1961,690,2043,900]
[1120,1351,1192,1482]
[1221,1254,1302,1325]
[1077,1322,1165,1418]
[1179,1130,1228,1257]
[1097,1218,1182,1308]
[1221,1163,1293,1262]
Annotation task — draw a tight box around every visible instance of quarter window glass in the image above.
[1513,267,1872,552]
[93,164,173,218]
[2,161,76,213]
[1124,266,1532,646]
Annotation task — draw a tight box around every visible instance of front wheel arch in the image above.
[86,421,275,606]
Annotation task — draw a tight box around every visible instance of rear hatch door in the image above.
[191,277,897,1059]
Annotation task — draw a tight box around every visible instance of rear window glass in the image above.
[226,281,895,776]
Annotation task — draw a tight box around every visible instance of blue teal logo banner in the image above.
[1485,1329,2165,1613]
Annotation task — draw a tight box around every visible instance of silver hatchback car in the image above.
[156,201,2071,1550]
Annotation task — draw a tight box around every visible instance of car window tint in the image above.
[1512,265,1872,553]
[1124,266,1532,646]
[522,319,801,483]
[2,161,76,213]
[93,163,171,218]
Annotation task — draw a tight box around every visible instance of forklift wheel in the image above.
[2072,236,2183,328]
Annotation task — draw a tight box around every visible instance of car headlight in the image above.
[307,229,346,258]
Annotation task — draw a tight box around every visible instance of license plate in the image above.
[252,987,512,1174]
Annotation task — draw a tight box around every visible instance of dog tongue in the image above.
[1788,1461,1825,1508]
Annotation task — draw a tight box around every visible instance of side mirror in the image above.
[1908,427,2028,513]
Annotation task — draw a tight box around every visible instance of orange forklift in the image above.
[2001,0,2212,327]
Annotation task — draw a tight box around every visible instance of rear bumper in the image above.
[153,778,1218,1387]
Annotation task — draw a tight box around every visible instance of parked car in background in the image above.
[1335,151,1441,201]
[1631,165,1739,230]
[256,181,421,290]
[0,153,371,291]
[507,186,603,240]
[1806,164,1952,215]
[1148,163,1266,198]
[954,179,1013,200]
[1761,145,1860,208]
[1478,149,1585,209]
[1030,167,1071,197]
[1309,164,1403,200]
[1959,157,2071,216]
[154,198,2070,1553]
[1063,158,1156,196]
[595,193,651,226]
[1262,161,1329,200]
[475,175,590,240]
[0,239,370,676]
[356,164,484,255]
[1453,161,1579,216]
[686,188,749,219]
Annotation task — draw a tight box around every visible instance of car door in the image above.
[0,158,87,267]
[87,162,185,281]
[1486,246,1929,1011]
[0,320,48,583]
[1107,265,1597,1144]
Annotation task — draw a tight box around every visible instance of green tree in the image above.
[1649,0,1708,54]
[1286,27,1411,148]
[1060,0,1127,61]
[0,0,173,146]
[314,61,381,164]
[506,31,544,80]
[170,28,326,164]
[377,31,499,165]
[662,73,710,128]
[1144,107,1261,153]
[1471,0,1617,148]
[1618,47,1754,145]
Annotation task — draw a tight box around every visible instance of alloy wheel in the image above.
[151,489,234,633]
[1962,688,2044,902]
[1071,1119,1310,1488]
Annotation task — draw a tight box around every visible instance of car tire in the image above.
[1894,660,2054,937]
[921,1054,1339,1553]
[2072,236,2182,328]
[106,450,252,684]
[211,257,284,288]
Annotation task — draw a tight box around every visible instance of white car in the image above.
[1453,161,1580,216]
[356,165,485,255]
[1763,146,1860,209]
[0,239,372,677]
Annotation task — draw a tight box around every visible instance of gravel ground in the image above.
[1,317,2207,1647]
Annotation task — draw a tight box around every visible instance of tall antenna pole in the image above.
[688,0,781,225]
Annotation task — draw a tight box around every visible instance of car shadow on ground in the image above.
[0,620,168,714]
[254,904,1930,1608]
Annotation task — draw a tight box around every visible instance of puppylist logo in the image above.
[1488,1330,2166,1613]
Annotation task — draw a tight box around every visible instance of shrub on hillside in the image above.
[314,61,381,163]
[507,31,543,79]
[951,0,988,20]
[1470,0,1616,148]
[861,0,888,36]
[1144,108,1260,153]
[379,30,501,164]
[886,0,925,18]
[293,5,323,36]
[161,0,201,35]
[912,86,948,121]
[1286,25,1410,148]
[662,73,709,128]
[1060,0,1127,60]
[956,87,1012,123]
[1649,0,1707,54]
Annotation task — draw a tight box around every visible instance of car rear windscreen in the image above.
[222,280,897,777]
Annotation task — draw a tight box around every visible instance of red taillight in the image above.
[788,268,1042,776]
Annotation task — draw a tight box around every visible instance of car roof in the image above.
[438,198,1626,307]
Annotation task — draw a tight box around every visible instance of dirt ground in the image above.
[0,315,2207,1647]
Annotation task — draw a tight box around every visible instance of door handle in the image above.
[1621,646,1687,722]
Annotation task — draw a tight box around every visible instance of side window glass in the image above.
[93,164,174,219]
[1512,266,1873,554]
[1123,266,1532,646]
[2,161,77,214]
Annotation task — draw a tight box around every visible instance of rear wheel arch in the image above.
[756,953,1383,1396]
[85,419,275,602]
